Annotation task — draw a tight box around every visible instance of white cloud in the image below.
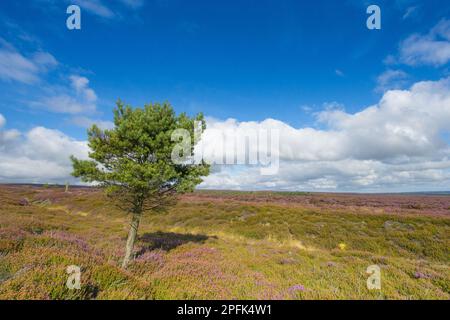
[68,0,145,19]
[199,159,450,192]
[1,77,450,191]
[31,75,98,114]
[198,77,450,191]
[432,19,450,41]
[200,77,450,164]
[0,114,21,148]
[0,116,89,183]
[0,49,38,84]
[70,75,98,103]
[71,116,114,130]
[0,39,57,84]
[375,69,409,93]
[32,51,58,71]
[37,95,95,114]
[399,19,450,66]
[22,127,88,163]
[72,0,115,18]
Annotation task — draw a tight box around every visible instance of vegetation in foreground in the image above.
[0,185,449,299]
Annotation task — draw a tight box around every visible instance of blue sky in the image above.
[1,0,450,191]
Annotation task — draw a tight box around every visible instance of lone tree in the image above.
[71,101,209,268]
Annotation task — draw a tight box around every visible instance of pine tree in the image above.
[71,100,209,268]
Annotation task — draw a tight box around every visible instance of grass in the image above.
[0,185,449,299]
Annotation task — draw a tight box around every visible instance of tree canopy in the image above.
[71,100,209,212]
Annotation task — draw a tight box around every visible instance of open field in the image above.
[0,185,449,300]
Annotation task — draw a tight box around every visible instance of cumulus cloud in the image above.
[201,77,450,163]
[199,159,450,192]
[0,39,57,84]
[70,75,98,103]
[0,115,89,183]
[1,77,450,191]
[399,19,450,66]
[198,77,450,191]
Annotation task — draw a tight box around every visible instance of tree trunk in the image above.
[122,211,142,268]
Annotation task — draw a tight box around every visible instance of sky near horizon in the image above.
[0,0,450,192]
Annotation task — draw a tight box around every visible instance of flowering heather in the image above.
[135,249,165,265]
[288,285,306,293]
[184,191,450,217]
[414,272,432,279]
[42,230,105,259]
[0,185,449,299]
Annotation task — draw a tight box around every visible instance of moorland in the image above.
[0,185,448,299]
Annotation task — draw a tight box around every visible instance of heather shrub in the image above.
[0,185,448,299]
